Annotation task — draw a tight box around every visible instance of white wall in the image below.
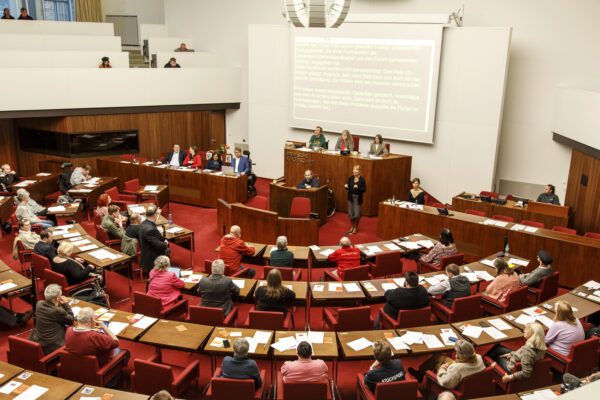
[164,0,600,203]
[102,0,164,24]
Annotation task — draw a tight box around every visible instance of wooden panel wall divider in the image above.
[565,149,600,235]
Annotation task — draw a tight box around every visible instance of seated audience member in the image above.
[219,225,256,278]
[18,7,33,20]
[70,165,91,186]
[164,57,181,68]
[562,371,600,392]
[485,322,546,383]
[197,259,240,315]
[269,236,294,268]
[519,250,553,287]
[206,152,223,171]
[545,300,585,356]
[15,188,47,216]
[28,284,74,354]
[437,392,457,400]
[377,271,429,329]
[281,341,328,382]
[255,269,296,313]
[183,145,202,168]
[53,242,100,285]
[419,229,457,266]
[13,220,41,259]
[0,305,32,329]
[147,256,184,308]
[296,169,320,189]
[309,126,326,148]
[220,338,262,388]
[16,190,53,229]
[231,147,250,175]
[160,144,186,167]
[121,213,141,257]
[407,178,425,204]
[174,43,195,52]
[99,56,111,68]
[408,340,484,388]
[364,340,406,392]
[327,236,361,279]
[150,391,175,400]
[484,258,520,302]
[536,184,560,205]
[34,229,58,262]
[369,134,389,156]
[0,163,19,191]
[335,129,354,152]
[95,193,110,218]
[2,8,15,19]
[101,204,125,240]
[427,264,471,308]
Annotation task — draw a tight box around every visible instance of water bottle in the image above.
[133,156,136,164]
[504,232,510,256]
[168,212,173,228]
[391,194,395,204]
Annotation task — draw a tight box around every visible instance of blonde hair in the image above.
[524,323,547,350]
[373,340,392,364]
[265,269,285,299]
[57,241,74,257]
[353,164,361,172]
[554,301,577,325]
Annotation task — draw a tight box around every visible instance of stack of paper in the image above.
[508,258,530,267]
[475,270,495,281]
[400,331,424,345]
[328,283,343,292]
[483,327,507,340]
[108,321,129,335]
[424,276,442,286]
[399,241,420,250]
[71,239,91,246]
[461,272,479,282]
[271,336,298,352]
[253,331,271,344]
[480,259,496,268]
[0,282,17,292]
[61,232,81,239]
[515,314,537,325]
[367,246,383,253]
[416,240,435,248]
[88,249,120,260]
[520,388,558,400]
[440,329,459,345]
[423,334,444,349]
[363,282,377,292]
[309,245,320,251]
[510,224,526,231]
[144,185,159,191]
[488,318,512,331]
[524,226,538,233]
[343,283,361,292]
[583,280,600,290]
[461,325,483,339]
[381,282,398,291]
[129,206,146,213]
[535,315,554,328]
[47,206,66,212]
[132,316,157,329]
[523,307,546,316]
[307,331,325,344]
[13,385,48,400]
[320,249,335,257]
[312,284,324,292]
[393,278,406,287]
[384,243,401,251]
[232,280,245,289]
[166,227,184,234]
[387,336,410,351]
[347,337,374,351]
[183,274,203,283]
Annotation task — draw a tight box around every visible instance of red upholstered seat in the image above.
[57,350,128,387]
[263,266,302,281]
[465,209,486,217]
[425,365,495,400]
[276,371,332,400]
[526,271,559,304]
[207,368,266,400]
[352,135,360,152]
[246,195,268,210]
[584,232,600,239]
[505,194,515,201]
[7,336,62,374]
[92,209,103,226]
[493,214,514,222]
[95,224,121,250]
[378,306,434,330]
[546,337,599,377]
[481,285,529,315]
[430,294,483,323]
[121,154,134,160]
[43,190,62,206]
[32,253,51,295]
[552,226,576,235]
[520,219,544,229]
[356,373,422,400]
[431,202,445,209]
[324,264,370,281]
[132,353,200,397]
[131,291,188,321]
[123,178,141,195]
[43,268,94,297]
[485,357,552,393]
[289,197,311,218]
[323,305,373,331]
[104,186,137,211]
[419,253,464,274]
[15,236,33,275]
[187,305,238,327]
[368,252,403,278]
[244,307,292,330]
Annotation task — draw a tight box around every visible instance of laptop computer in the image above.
[168,267,181,278]
[222,165,236,176]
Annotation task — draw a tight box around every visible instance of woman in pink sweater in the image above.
[485,258,520,303]
[147,255,185,307]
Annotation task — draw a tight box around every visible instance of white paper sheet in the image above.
[61,232,81,239]
[71,306,81,317]
[0,381,22,394]
[328,283,343,292]
[0,282,18,292]
[381,282,398,292]
[508,258,530,267]
[245,337,258,353]
[483,327,507,340]
[387,336,409,351]
[524,226,538,233]
[347,337,374,351]
[363,282,377,292]
[423,334,444,349]
[309,245,320,251]
[424,277,441,286]
[71,239,91,246]
[367,246,383,253]
[129,206,146,213]
[253,331,272,344]
[583,280,600,290]
[343,283,361,292]
[475,271,495,281]
[183,274,203,283]
[461,325,483,339]
[440,329,459,346]
[36,172,51,176]
[400,331,424,345]
[461,272,479,282]
[488,318,512,331]
[132,316,157,329]
[399,241,420,250]
[416,240,435,248]
[515,314,537,325]
[47,206,66,212]
[166,227,184,233]
[480,259,496,268]
[88,249,119,260]
[535,315,554,328]
[393,278,405,287]
[144,185,159,191]
[13,385,48,400]
[108,321,129,335]
[271,336,298,352]
[79,244,99,252]
[319,249,335,257]
[308,331,325,344]
[588,294,600,302]
[384,243,401,251]
[312,284,324,292]
[523,307,546,316]
[232,280,245,289]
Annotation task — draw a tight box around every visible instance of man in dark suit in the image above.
[34,230,58,264]
[231,147,250,175]
[160,144,186,167]
[138,205,169,272]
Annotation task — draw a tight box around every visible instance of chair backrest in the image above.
[455,365,495,398]
[188,305,225,326]
[105,186,120,201]
[432,202,444,209]
[492,214,514,222]
[137,157,148,163]
[505,194,515,201]
[505,286,529,312]
[465,209,486,217]
[537,272,559,302]
[246,195,268,210]
[58,351,101,385]
[385,143,390,152]
[521,220,544,229]
[397,307,432,328]
[121,154,134,160]
[94,224,110,245]
[440,253,464,268]
[566,337,599,377]
[337,306,372,331]
[449,295,483,322]
[352,135,359,152]
[290,197,311,218]
[584,232,600,240]
[124,178,141,192]
[374,378,419,400]
[283,379,328,400]
[44,268,69,290]
[133,359,174,395]
[92,209,103,226]
[7,336,46,373]
[204,259,213,274]
[372,252,402,277]
[248,310,284,330]
[32,253,51,280]
[132,291,163,318]
[479,191,499,199]
[264,266,293,280]
[341,265,371,281]
[211,376,256,400]
[507,359,552,393]
[552,226,576,235]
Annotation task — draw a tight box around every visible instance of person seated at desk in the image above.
[483,258,520,303]
[369,134,389,157]
[183,145,202,169]
[164,57,181,68]
[18,7,34,20]
[327,236,361,279]
[427,264,471,308]
[15,188,47,217]
[121,213,141,257]
[151,391,175,400]
[174,43,195,52]
[147,255,185,308]
[309,126,326,149]
[53,242,101,285]
[519,250,553,287]
[70,165,91,186]
[270,236,294,268]
[485,322,546,384]
[545,300,585,356]
[0,163,19,191]
[101,204,126,240]
[408,339,484,388]
[407,177,425,204]
[16,190,53,229]
[418,229,457,266]
[376,271,429,329]
[335,129,354,152]
[2,8,15,19]
[160,144,186,167]
[231,147,250,175]
[220,338,262,389]
[197,259,240,316]
[296,169,320,189]
[29,284,74,355]
[363,340,406,392]
[206,152,223,171]
[281,341,328,382]
[255,269,296,314]
[99,56,111,68]
[12,220,40,259]
[536,184,560,205]
[219,225,256,277]
[34,229,58,263]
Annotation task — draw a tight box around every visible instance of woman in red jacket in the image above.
[183,145,202,169]
[147,255,184,307]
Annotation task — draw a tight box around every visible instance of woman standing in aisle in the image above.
[344,164,366,235]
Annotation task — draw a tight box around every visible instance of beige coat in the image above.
[369,142,389,156]
[436,354,485,389]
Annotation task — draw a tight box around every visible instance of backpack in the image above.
[72,280,110,308]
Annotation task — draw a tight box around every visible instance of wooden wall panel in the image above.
[565,150,600,234]
[0,119,19,170]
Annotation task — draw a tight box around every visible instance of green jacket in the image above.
[309,134,326,148]
[100,215,125,240]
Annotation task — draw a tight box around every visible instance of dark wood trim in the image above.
[0,103,241,120]
[553,132,600,160]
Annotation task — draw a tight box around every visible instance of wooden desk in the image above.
[48,224,87,240]
[452,316,523,346]
[337,330,404,359]
[46,202,81,221]
[310,245,340,265]
[0,362,23,386]
[517,384,561,398]
[359,278,405,301]
[139,320,213,352]
[272,331,338,359]
[284,147,412,216]
[540,293,600,319]
[204,327,273,357]
[0,260,11,272]
[0,269,31,298]
[0,369,81,400]
[70,385,149,400]
[181,271,207,292]
[501,307,556,332]
[68,177,119,209]
[263,245,310,268]
[269,182,328,226]
[231,278,257,299]
[56,235,104,255]
[0,196,13,226]
[8,172,59,204]
[571,281,600,306]
[136,184,169,209]
[396,324,464,355]
[310,281,366,303]
[377,202,600,288]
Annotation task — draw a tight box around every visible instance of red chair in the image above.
[246,195,268,210]
[352,135,360,152]
[132,353,200,397]
[7,336,62,374]
[123,178,141,196]
[552,226,576,235]
[57,350,128,387]
[203,259,249,278]
[244,307,292,330]
[425,365,495,400]
[289,197,311,218]
[486,357,552,393]
[94,224,121,250]
[44,269,94,297]
[430,294,483,323]
[276,371,331,400]
[131,291,189,321]
[481,286,529,315]
[419,253,464,274]
[92,209,103,226]
[492,214,514,222]
[368,252,403,278]
[323,305,373,331]
[584,232,600,239]
[465,209,486,217]
[14,236,33,275]
[32,253,51,294]
[546,337,599,377]
[505,194,515,201]
[378,306,433,330]
[188,305,238,327]
[324,264,370,281]
[479,191,499,199]
[207,368,266,400]
[431,202,445,209]
[121,154,134,160]
[104,186,137,211]
[43,191,62,206]
[11,212,43,234]
[526,271,559,304]
[137,157,148,163]
[356,373,422,400]
[520,220,544,229]
[263,266,302,281]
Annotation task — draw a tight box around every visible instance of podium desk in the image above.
[283,147,411,216]
[269,182,328,226]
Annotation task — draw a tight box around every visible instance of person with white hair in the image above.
[29,284,74,354]
[220,338,263,388]
[197,259,240,315]
[147,256,185,307]
[16,189,53,229]
[14,188,46,216]
[64,307,121,364]
[219,225,256,278]
[269,236,294,268]
[437,392,457,400]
